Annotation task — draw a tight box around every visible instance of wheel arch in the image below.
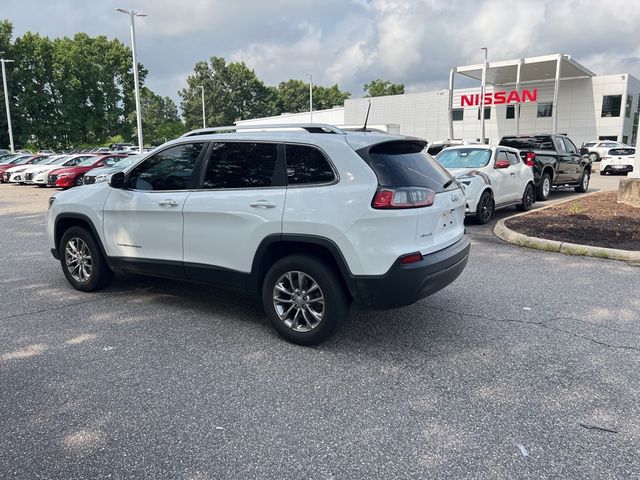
[250,234,356,299]
[54,213,108,262]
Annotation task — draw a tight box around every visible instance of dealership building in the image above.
[237,54,640,147]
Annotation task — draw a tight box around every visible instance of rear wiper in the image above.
[443,179,454,189]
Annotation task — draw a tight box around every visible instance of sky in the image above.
[3,0,640,108]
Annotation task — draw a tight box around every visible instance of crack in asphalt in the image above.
[423,304,640,354]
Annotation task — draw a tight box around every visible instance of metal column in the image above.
[448,67,456,140]
[480,48,488,144]
[552,55,562,135]
[515,59,523,135]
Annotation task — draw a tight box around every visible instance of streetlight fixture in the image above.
[479,47,488,144]
[0,52,14,154]
[116,8,147,153]
[198,85,206,128]
[305,73,313,123]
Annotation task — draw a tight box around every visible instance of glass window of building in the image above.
[537,102,553,118]
[626,95,633,118]
[477,107,491,120]
[452,109,464,121]
[601,95,622,117]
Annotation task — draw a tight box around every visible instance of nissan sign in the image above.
[461,88,538,107]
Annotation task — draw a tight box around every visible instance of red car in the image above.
[49,155,126,188]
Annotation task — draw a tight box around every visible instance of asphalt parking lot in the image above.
[1,179,639,479]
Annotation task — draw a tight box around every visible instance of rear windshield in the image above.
[584,142,596,147]
[436,148,492,169]
[359,141,456,192]
[608,148,635,156]
[500,136,553,150]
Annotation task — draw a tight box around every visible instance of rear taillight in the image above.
[524,152,536,167]
[371,187,435,209]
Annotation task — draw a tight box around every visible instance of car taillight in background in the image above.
[524,152,536,167]
[372,187,435,209]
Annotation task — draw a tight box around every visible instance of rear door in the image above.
[505,150,526,200]
[491,149,517,204]
[103,142,205,275]
[182,141,285,284]
[562,137,582,182]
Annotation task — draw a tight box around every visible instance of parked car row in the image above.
[0,152,139,188]
[426,133,594,224]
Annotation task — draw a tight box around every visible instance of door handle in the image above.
[158,199,179,207]
[249,200,277,209]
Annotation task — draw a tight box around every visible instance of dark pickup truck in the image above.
[499,134,592,201]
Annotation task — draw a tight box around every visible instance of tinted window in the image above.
[554,137,567,153]
[286,144,335,185]
[609,148,634,156]
[500,136,552,150]
[452,109,463,121]
[126,143,202,191]
[362,141,455,192]
[203,142,277,189]
[477,107,491,120]
[601,95,622,117]
[506,105,515,119]
[506,151,520,165]
[562,138,578,154]
[537,102,553,118]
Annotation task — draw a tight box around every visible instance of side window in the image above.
[554,137,567,153]
[496,150,509,163]
[202,142,278,189]
[563,138,577,154]
[285,144,335,185]
[506,151,520,165]
[126,143,203,191]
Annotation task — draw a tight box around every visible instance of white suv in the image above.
[47,125,470,345]
[435,145,535,224]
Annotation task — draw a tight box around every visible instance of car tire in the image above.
[536,172,552,201]
[516,183,535,211]
[575,169,590,193]
[262,255,349,346]
[589,152,599,162]
[599,170,606,176]
[74,176,83,187]
[474,190,494,224]
[59,226,113,292]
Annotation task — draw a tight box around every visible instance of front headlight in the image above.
[94,174,107,183]
[56,173,70,178]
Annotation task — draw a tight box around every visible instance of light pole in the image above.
[479,47,488,144]
[116,8,147,153]
[305,73,313,122]
[0,53,14,154]
[198,85,206,128]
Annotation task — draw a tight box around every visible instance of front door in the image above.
[102,142,206,277]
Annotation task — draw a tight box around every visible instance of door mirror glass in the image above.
[109,171,125,189]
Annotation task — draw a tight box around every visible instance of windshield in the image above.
[15,156,36,165]
[0,155,16,164]
[436,148,492,169]
[50,156,73,165]
[584,142,596,147]
[116,155,142,169]
[78,157,98,167]
[33,157,52,165]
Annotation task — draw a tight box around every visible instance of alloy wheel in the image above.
[64,237,93,283]
[480,194,493,222]
[542,177,551,198]
[273,271,325,332]
[582,173,589,190]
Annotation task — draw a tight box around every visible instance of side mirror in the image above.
[109,171,125,189]
[494,160,510,169]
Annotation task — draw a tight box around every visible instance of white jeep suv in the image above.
[47,125,470,345]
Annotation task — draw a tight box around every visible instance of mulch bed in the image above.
[505,191,640,251]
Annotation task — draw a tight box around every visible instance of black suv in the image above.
[499,134,591,201]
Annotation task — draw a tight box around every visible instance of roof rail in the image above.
[180,123,346,138]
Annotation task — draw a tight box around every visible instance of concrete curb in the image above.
[493,194,640,263]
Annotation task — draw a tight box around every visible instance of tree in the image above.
[137,87,185,145]
[179,56,275,129]
[0,19,153,150]
[274,79,350,114]
[364,79,405,97]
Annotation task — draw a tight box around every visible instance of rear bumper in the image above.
[601,164,633,173]
[351,235,470,310]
